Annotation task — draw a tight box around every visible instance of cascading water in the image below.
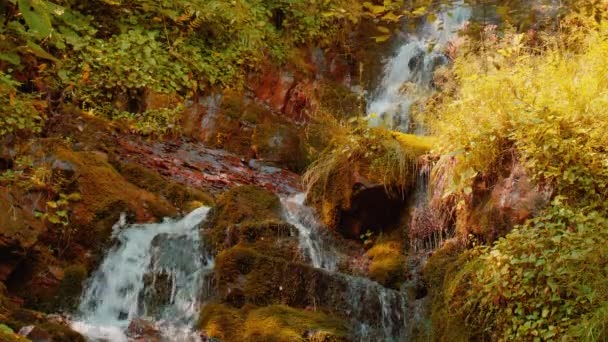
[71,207,213,342]
[276,4,472,340]
[282,194,408,341]
[281,193,337,271]
[367,3,471,132]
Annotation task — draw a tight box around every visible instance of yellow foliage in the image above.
[200,304,347,342]
[430,17,608,203]
[303,112,433,228]
[365,241,406,287]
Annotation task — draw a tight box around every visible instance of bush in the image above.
[426,3,608,340]
[0,73,43,137]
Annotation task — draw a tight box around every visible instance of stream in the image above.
[71,207,213,342]
[69,3,469,342]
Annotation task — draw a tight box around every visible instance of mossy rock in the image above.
[200,91,310,171]
[419,240,470,342]
[51,264,87,312]
[317,81,365,120]
[365,241,406,289]
[199,303,245,341]
[205,185,282,252]
[199,304,347,342]
[304,129,432,232]
[44,143,176,252]
[252,121,307,172]
[214,244,344,310]
[0,305,85,342]
[112,161,214,210]
[0,324,29,342]
[242,305,347,342]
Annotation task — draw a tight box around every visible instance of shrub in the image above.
[0,73,43,137]
[426,3,608,340]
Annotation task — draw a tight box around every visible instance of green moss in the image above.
[199,303,245,341]
[420,240,473,342]
[0,324,29,342]
[199,304,347,342]
[205,186,282,252]
[113,161,214,210]
[52,264,87,312]
[238,220,294,244]
[242,305,347,342]
[365,241,406,288]
[214,246,260,284]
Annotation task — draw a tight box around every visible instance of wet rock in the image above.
[459,161,551,242]
[127,318,161,342]
[0,188,46,283]
[18,325,52,342]
[252,70,295,113]
[116,139,301,196]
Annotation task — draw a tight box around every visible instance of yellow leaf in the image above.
[375,35,391,43]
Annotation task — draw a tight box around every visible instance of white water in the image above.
[344,275,408,342]
[281,193,338,271]
[367,4,471,131]
[71,207,213,342]
[282,193,408,341]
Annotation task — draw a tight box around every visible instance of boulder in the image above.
[127,318,162,342]
[18,325,52,342]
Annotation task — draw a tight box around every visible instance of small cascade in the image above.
[342,275,408,342]
[281,193,337,271]
[367,3,471,131]
[71,207,213,342]
[282,193,408,341]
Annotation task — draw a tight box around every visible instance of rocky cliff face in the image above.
[0,38,371,340]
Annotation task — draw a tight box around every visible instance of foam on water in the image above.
[71,207,213,341]
[367,3,471,132]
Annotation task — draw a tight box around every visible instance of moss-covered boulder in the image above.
[365,241,406,289]
[304,127,432,237]
[0,138,181,312]
[111,161,213,212]
[199,304,348,342]
[193,91,310,171]
[0,283,84,342]
[419,240,470,342]
[205,185,285,252]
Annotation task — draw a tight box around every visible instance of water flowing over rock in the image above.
[367,3,471,131]
[281,193,338,271]
[71,207,213,342]
[281,193,408,341]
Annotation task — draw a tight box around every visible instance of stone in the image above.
[18,325,52,342]
[127,318,161,342]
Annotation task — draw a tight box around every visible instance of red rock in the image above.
[127,318,162,342]
[18,325,52,342]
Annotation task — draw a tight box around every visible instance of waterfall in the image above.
[71,207,213,342]
[282,194,408,341]
[367,3,471,132]
[343,275,408,342]
[281,193,337,271]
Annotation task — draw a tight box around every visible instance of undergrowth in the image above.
[424,2,608,340]
[304,112,433,197]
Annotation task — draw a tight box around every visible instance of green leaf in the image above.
[18,0,53,39]
[20,40,60,63]
[0,52,21,65]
